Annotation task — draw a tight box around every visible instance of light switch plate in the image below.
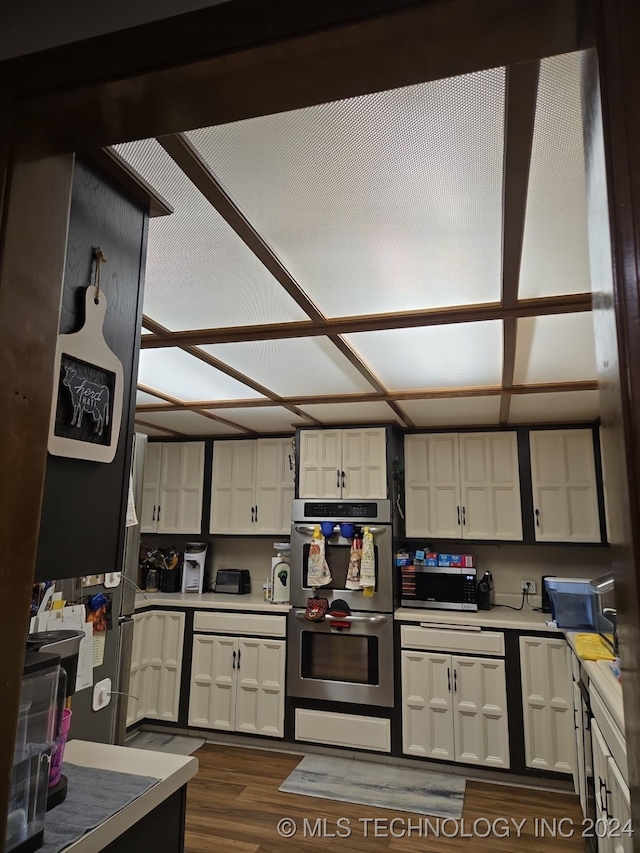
[93,677,112,711]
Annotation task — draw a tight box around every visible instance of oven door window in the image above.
[301,543,378,591]
[301,631,379,685]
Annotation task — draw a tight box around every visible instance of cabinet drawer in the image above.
[295,709,390,752]
[400,625,504,656]
[193,611,287,637]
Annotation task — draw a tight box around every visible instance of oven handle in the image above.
[294,525,388,536]
[293,610,388,624]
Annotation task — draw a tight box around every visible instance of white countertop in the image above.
[565,631,625,734]
[135,590,290,613]
[395,606,560,632]
[60,740,198,853]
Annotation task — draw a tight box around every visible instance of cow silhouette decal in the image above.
[63,366,110,436]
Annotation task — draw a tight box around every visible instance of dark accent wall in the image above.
[35,158,148,581]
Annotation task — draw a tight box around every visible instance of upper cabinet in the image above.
[210,437,294,535]
[298,428,387,499]
[529,429,601,543]
[404,432,522,540]
[141,442,205,534]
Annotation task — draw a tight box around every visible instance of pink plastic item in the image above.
[49,709,72,787]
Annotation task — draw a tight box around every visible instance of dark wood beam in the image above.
[11,0,586,152]
[500,318,518,424]
[136,382,255,435]
[0,149,75,847]
[157,134,325,324]
[135,380,599,412]
[502,60,540,307]
[82,147,173,217]
[140,293,593,348]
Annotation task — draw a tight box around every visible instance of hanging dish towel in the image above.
[307,525,332,588]
[346,536,362,589]
[360,526,375,597]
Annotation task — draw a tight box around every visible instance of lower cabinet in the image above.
[189,634,286,737]
[401,650,509,768]
[127,610,185,726]
[519,636,574,773]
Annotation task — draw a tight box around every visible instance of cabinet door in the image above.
[404,434,461,538]
[530,429,601,543]
[188,635,238,730]
[298,430,342,498]
[452,655,509,768]
[234,638,286,738]
[255,438,294,535]
[210,440,256,533]
[140,443,162,533]
[127,612,148,725]
[520,636,574,773]
[141,610,185,722]
[341,428,387,499]
[608,755,633,853]
[158,442,205,534]
[458,432,523,540]
[592,720,613,853]
[401,650,454,761]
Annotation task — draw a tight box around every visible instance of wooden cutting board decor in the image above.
[48,256,123,462]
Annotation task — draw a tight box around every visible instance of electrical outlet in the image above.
[93,677,112,711]
[521,580,537,594]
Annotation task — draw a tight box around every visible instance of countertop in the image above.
[59,740,198,853]
[395,606,560,632]
[135,590,290,613]
[565,631,625,734]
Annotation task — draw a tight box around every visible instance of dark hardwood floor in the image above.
[185,744,585,852]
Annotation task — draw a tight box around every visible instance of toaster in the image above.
[214,568,251,595]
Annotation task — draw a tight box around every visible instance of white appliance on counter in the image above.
[267,552,290,603]
[181,543,208,593]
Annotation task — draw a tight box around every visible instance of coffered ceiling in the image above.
[115,49,599,439]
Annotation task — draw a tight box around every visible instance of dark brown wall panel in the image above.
[35,159,148,581]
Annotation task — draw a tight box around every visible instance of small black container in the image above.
[160,565,182,593]
[476,571,494,610]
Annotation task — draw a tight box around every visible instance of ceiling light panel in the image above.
[137,348,265,402]
[513,313,597,384]
[136,390,166,405]
[203,406,308,432]
[518,52,591,298]
[134,422,173,437]
[187,68,505,317]
[297,401,402,424]
[399,396,501,427]
[114,139,309,330]
[509,390,600,423]
[344,321,503,390]
[134,410,246,436]
[200,336,377,396]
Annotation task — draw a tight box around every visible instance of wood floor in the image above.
[185,744,586,852]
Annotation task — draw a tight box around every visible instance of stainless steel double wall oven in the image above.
[287,499,394,708]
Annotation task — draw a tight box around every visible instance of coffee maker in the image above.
[476,571,495,610]
[181,542,207,593]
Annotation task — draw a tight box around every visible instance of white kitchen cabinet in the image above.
[298,427,387,499]
[210,437,294,534]
[401,649,509,768]
[404,432,522,540]
[519,636,574,774]
[140,441,205,534]
[188,634,286,737]
[127,610,185,725]
[530,429,601,543]
[590,701,632,853]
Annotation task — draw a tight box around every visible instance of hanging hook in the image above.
[92,246,108,303]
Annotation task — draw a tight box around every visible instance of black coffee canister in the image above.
[160,564,182,593]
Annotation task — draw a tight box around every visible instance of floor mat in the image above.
[279,754,466,818]
[125,731,205,755]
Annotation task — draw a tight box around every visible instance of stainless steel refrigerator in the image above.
[64,432,147,744]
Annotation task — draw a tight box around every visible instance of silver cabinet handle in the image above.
[293,610,387,624]
[294,525,388,536]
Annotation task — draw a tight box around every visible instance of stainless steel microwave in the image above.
[400,565,478,611]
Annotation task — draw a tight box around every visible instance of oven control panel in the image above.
[303,502,380,518]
